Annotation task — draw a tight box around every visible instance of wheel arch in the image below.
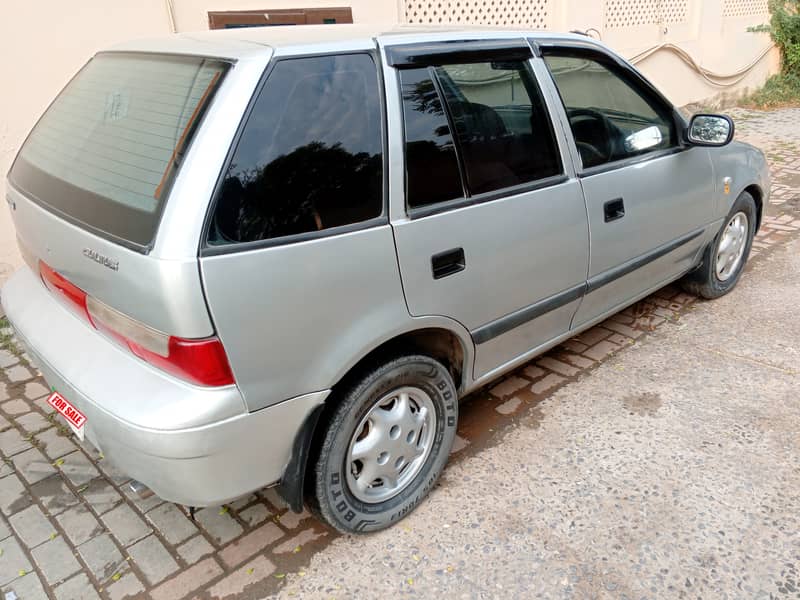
[742,183,764,232]
[276,320,474,512]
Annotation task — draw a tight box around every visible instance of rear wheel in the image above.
[681,191,757,299]
[311,355,457,533]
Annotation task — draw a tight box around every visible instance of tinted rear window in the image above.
[9,53,228,250]
[207,53,384,246]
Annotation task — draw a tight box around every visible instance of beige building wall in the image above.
[0,0,779,278]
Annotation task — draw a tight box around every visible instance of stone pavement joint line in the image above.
[0,107,797,599]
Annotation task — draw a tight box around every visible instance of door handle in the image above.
[431,247,465,279]
[604,198,625,222]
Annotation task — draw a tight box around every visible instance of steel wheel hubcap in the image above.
[345,386,436,504]
[715,212,748,282]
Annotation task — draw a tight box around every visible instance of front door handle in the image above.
[604,198,625,222]
[431,247,465,279]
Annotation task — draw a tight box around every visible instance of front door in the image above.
[385,41,589,380]
[541,47,715,327]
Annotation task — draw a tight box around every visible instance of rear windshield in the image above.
[9,52,228,250]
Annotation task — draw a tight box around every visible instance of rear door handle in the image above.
[431,247,465,279]
[604,198,625,222]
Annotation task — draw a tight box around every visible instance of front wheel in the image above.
[310,355,458,534]
[681,191,757,299]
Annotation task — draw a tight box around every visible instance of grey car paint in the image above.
[0,26,769,510]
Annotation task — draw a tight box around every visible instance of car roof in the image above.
[106,24,602,60]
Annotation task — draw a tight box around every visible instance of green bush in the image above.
[745,1,800,107]
[768,0,800,75]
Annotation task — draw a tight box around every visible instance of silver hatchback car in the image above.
[2,25,768,533]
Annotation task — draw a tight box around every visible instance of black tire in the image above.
[681,191,757,299]
[310,355,457,534]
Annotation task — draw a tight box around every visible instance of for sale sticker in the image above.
[47,391,86,440]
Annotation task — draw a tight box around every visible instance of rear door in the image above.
[384,40,589,380]
[540,46,715,328]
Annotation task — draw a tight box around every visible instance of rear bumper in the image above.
[1,267,328,506]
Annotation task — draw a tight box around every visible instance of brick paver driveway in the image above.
[0,107,798,599]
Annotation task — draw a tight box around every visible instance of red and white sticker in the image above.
[47,391,86,440]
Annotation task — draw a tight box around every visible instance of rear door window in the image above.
[400,68,464,209]
[9,53,228,250]
[400,57,562,211]
[435,61,562,195]
[208,53,384,246]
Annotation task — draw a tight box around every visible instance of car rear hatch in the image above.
[4,51,238,390]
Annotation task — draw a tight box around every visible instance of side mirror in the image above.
[687,114,734,147]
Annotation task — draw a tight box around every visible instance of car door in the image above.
[540,45,716,328]
[383,40,590,380]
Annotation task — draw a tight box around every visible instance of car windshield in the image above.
[8,52,229,250]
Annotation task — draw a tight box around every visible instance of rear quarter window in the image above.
[207,53,384,246]
[9,53,228,250]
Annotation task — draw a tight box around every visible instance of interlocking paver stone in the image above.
[584,339,621,361]
[6,365,31,383]
[35,428,77,460]
[276,508,310,530]
[219,523,283,568]
[177,535,215,565]
[0,475,32,516]
[23,382,48,400]
[489,376,528,398]
[0,516,10,540]
[127,535,179,585]
[13,447,56,484]
[145,503,197,545]
[0,352,18,369]
[273,528,326,554]
[77,534,124,581]
[0,536,33,586]
[150,557,223,600]
[30,476,79,516]
[0,400,29,417]
[537,357,580,377]
[194,507,243,545]
[0,428,32,456]
[101,504,151,546]
[54,573,100,600]
[80,478,122,514]
[530,373,566,395]
[95,457,129,485]
[105,572,145,600]
[2,571,48,600]
[207,555,275,599]
[14,412,50,434]
[31,536,81,585]
[55,505,103,547]
[239,504,270,527]
[9,504,55,548]
[59,451,100,487]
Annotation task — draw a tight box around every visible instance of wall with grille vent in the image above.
[404,0,551,28]
[604,0,688,29]
[723,0,769,18]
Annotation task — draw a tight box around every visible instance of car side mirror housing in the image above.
[624,125,663,153]
[686,114,734,147]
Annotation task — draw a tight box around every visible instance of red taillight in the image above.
[39,261,234,387]
[128,337,234,388]
[39,261,91,322]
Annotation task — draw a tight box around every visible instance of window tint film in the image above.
[9,53,228,249]
[435,61,562,195]
[209,54,383,245]
[400,68,464,209]
[543,54,676,169]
